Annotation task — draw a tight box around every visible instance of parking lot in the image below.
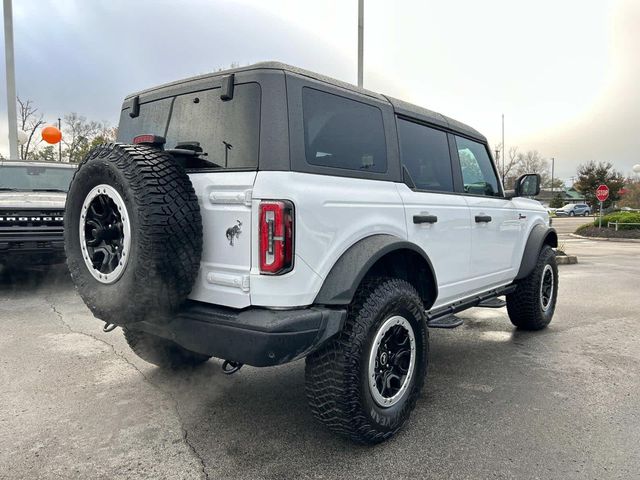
[1,217,639,480]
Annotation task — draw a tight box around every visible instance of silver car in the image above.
[555,203,591,216]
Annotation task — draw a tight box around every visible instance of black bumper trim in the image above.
[133,301,347,367]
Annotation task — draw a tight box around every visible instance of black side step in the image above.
[477,297,507,308]
[425,285,516,328]
[427,315,464,329]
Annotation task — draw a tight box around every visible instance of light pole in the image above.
[58,118,62,162]
[357,0,364,88]
[551,157,555,195]
[3,0,18,159]
[501,114,505,182]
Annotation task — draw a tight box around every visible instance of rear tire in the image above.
[305,277,428,444]
[124,328,210,369]
[507,245,558,330]
[64,143,202,326]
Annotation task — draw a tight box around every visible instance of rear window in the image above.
[302,88,387,173]
[117,82,261,170]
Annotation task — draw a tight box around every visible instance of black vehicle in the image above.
[0,161,76,268]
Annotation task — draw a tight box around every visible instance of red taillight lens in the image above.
[259,200,294,274]
[133,134,165,146]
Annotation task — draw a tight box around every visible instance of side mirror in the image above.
[511,173,541,198]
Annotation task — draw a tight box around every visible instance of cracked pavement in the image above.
[1,229,639,479]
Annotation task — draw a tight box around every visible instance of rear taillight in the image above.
[259,200,294,275]
[133,134,165,146]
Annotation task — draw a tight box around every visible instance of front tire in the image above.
[507,245,558,330]
[305,277,428,444]
[123,328,210,369]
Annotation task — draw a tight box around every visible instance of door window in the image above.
[397,118,454,192]
[455,136,501,197]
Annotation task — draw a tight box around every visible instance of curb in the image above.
[556,255,578,265]
[569,233,640,244]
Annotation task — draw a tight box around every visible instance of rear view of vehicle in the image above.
[0,161,75,269]
[64,62,558,445]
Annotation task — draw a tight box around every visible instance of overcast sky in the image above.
[1,0,639,179]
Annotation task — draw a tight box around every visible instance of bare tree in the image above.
[62,113,103,163]
[17,97,46,160]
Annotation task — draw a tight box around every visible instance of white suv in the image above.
[64,62,558,444]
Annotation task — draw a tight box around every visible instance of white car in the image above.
[0,161,75,268]
[64,62,558,444]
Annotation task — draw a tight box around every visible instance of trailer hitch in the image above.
[221,360,243,375]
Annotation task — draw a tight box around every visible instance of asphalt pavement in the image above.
[1,227,638,479]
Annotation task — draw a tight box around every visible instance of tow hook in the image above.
[222,360,243,375]
[103,323,118,333]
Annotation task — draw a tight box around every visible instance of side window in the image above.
[397,118,453,192]
[302,87,387,173]
[455,136,501,197]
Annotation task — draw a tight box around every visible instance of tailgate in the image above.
[187,171,257,308]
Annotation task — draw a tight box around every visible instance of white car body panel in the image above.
[250,171,407,308]
[395,184,473,308]
[186,169,550,310]
[0,192,66,210]
[187,171,256,309]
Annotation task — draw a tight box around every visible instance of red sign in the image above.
[596,184,609,202]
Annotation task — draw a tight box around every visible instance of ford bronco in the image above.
[64,62,558,443]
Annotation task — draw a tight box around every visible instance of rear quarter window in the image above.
[302,88,387,173]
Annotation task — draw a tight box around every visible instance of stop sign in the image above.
[596,184,609,202]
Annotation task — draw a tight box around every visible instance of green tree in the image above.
[32,145,56,162]
[618,178,640,209]
[574,161,625,209]
[549,193,564,208]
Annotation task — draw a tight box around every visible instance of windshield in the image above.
[0,165,76,192]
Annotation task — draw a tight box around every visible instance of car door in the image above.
[453,135,522,291]
[395,118,472,308]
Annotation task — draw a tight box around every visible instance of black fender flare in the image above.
[313,234,438,306]
[515,224,558,280]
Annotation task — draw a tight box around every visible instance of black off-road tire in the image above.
[507,245,558,330]
[123,328,210,369]
[64,143,202,326]
[305,277,429,444]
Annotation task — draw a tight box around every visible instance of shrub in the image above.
[593,211,640,230]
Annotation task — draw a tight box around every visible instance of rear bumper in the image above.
[133,301,346,367]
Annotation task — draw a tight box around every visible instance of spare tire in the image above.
[64,143,202,326]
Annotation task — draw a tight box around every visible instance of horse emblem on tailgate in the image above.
[225,220,242,246]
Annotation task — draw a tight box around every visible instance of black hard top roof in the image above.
[126,61,486,143]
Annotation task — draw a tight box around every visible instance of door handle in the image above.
[413,215,438,224]
[475,215,492,223]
